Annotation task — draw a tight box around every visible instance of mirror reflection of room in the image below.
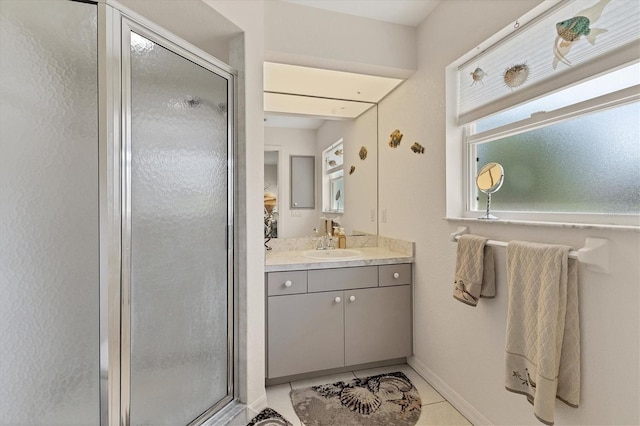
[323,139,344,214]
[264,150,279,238]
[264,105,378,239]
[263,62,402,239]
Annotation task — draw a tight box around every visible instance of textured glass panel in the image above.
[129,32,229,425]
[0,1,99,424]
[476,101,640,214]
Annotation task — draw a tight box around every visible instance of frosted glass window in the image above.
[128,31,230,425]
[0,0,100,424]
[475,101,640,214]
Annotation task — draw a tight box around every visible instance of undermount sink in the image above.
[302,249,363,260]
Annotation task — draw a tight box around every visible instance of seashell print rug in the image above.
[290,371,422,426]
[247,407,293,426]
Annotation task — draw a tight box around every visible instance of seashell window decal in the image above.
[359,146,367,160]
[503,63,530,89]
[470,67,487,86]
[388,129,403,148]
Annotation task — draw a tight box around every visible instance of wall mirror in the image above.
[263,62,403,239]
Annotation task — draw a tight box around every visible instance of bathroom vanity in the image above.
[265,245,414,380]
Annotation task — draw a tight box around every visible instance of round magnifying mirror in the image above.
[476,162,504,220]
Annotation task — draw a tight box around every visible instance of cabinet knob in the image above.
[284,280,292,288]
[334,296,341,303]
[349,295,356,302]
[393,272,400,279]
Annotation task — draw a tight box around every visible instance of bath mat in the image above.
[290,371,421,426]
[247,407,293,426]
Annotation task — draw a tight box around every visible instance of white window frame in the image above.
[466,84,640,220]
[445,3,640,228]
[322,139,344,214]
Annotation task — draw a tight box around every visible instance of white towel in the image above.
[505,241,580,426]
[453,234,496,306]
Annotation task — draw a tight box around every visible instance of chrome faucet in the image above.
[313,228,335,250]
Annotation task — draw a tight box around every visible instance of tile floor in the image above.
[265,363,471,426]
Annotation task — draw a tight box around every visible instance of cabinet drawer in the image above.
[379,263,412,286]
[308,266,378,292]
[267,271,308,296]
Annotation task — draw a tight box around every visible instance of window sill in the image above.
[444,216,640,233]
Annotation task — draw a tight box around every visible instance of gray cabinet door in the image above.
[267,291,344,378]
[344,285,412,366]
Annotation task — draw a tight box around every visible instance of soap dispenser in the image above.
[338,227,347,249]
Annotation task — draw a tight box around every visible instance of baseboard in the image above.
[408,355,492,426]
[247,392,268,418]
[265,357,407,386]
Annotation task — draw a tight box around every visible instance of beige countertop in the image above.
[265,246,414,272]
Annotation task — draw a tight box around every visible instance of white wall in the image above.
[263,0,416,78]
[264,127,319,238]
[377,1,640,425]
[202,0,267,414]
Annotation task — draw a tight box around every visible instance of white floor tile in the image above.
[353,363,445,405]
[265,383,302,426]
[290,371,357,390]
[416,401,471,425]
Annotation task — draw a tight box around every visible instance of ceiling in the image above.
[281,0,440,27]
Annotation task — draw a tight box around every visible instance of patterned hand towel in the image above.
[505,241,580,426]
[453,234,496,306]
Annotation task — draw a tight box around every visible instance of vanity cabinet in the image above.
[266,264,412,379]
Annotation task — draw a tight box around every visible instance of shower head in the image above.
[185,97,201,108]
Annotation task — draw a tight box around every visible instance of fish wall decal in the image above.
[388,130,403,148]
[411,142,425,154]
[359,146,368,160]
[349,165,356,175]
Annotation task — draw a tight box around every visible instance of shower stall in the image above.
[0,1,237,425]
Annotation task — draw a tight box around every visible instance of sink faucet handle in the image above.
[327,236,336,249]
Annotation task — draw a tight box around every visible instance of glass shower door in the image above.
[0,0,100,424]
[125,27,233,425]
